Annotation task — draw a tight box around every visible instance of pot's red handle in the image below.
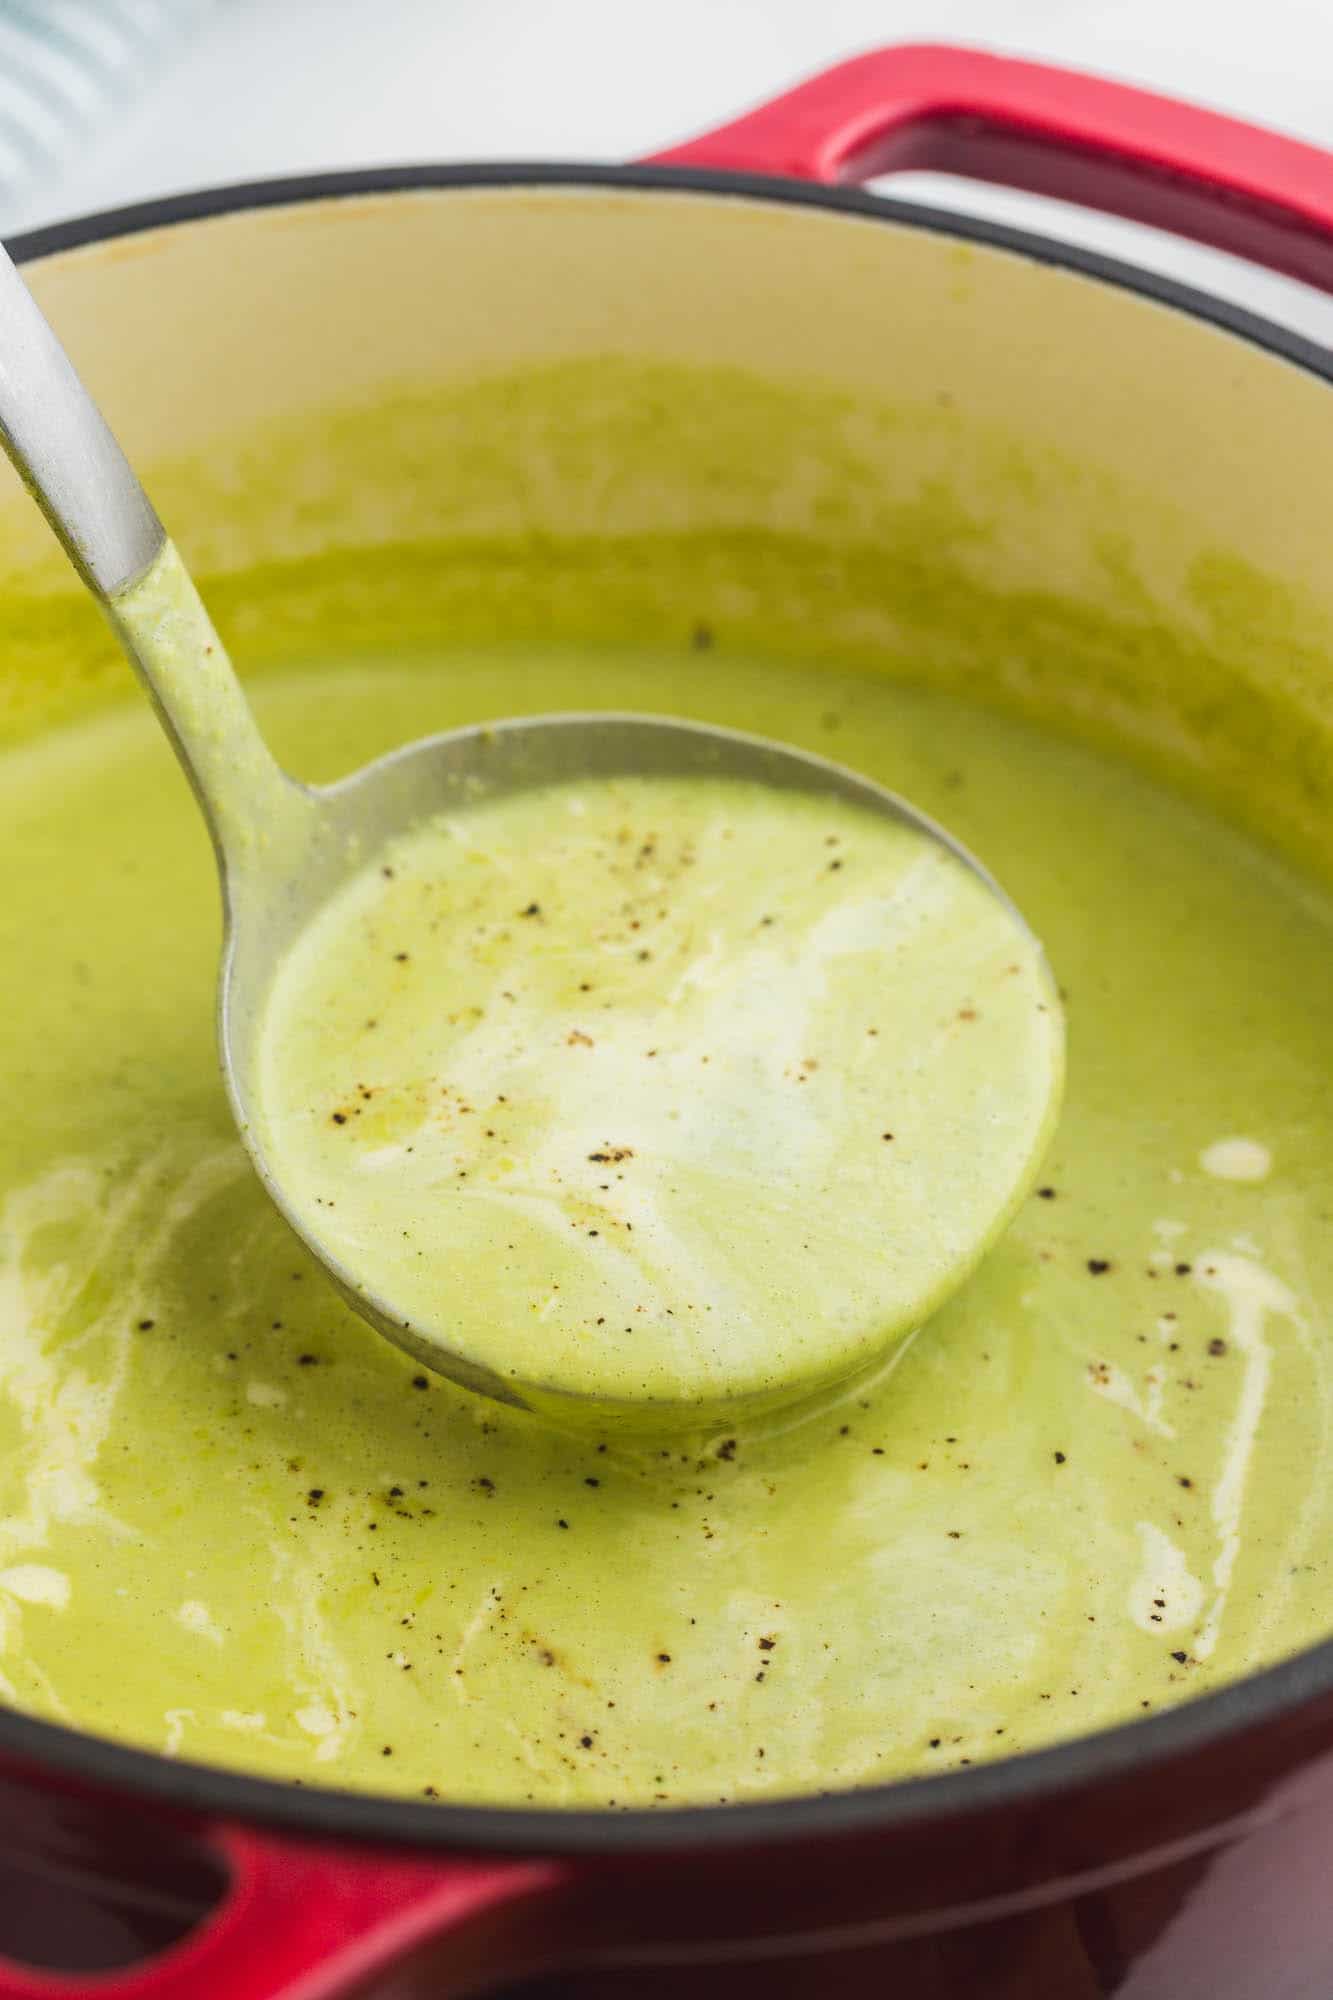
[646,42,1333,291]
[0,1823,566,2000]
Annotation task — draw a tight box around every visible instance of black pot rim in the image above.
[3,159,1332,1860]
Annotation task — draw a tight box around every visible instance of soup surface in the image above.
[0,639,1329,1807]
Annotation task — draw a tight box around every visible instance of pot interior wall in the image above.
[0,183,1330,877]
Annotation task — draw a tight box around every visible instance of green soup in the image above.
[0,631,1329,1808]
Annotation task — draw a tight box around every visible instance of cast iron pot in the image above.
[1,43,1333,2000]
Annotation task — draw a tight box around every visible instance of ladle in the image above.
[0,243,1063,1429]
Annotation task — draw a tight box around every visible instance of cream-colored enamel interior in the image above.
[1,186,1331,865]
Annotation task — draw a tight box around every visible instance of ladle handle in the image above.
[0,240,163,598]
[0,242,302,861]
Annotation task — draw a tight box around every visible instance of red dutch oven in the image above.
[2,43,1333,2000]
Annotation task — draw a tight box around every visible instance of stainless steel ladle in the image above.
[0,242,1061,1427]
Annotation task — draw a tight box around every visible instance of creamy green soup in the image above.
[0,638,1329,1807]
[255,774,1060,1425]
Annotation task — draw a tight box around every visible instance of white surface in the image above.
[0,1,219,226]
[12,0,1333,343]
